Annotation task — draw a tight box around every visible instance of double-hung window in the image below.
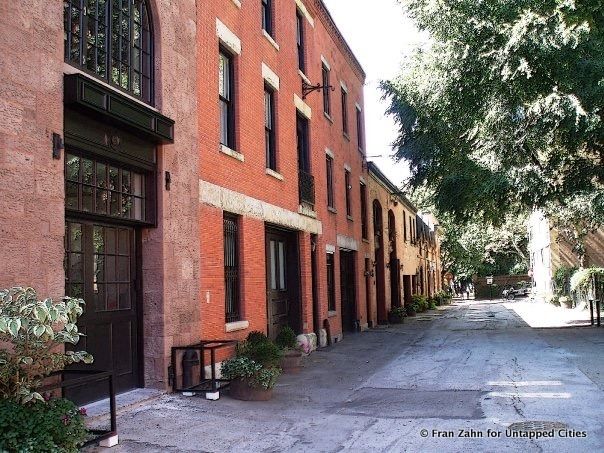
[262,0,273,37]
[326,155,335,209]
[360,182,368,239]
[356,106,364,151]
[322,64,331,116]
[219,49,235,149]
[265,86,276,170]
[345,169,352,217]
[326,252,336,311]
[341,88,349,136]
[296,11,305,73]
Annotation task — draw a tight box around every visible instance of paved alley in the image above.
[92,301,604,452]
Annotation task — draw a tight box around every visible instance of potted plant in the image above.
[406,304,417,317]
[275,327,303,373]
[559,295,573,309]
[387,306,407,324]
[0,287,93,452]
[222,331,281,401]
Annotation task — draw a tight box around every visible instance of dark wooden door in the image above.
[390,258,401,307]
[340,251,357,332]
[266,229,300,340]
[403,275,412,307]
[65,220,139,402]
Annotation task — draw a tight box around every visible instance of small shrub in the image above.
[236,332,281,367]
[0,287,93,404]
[221,357,280,390]
[405,304,416,316]
[388,306,407,323]
[0,398,88,452]
[275,326,297,350]
[547,294,561,307]
[428,298,437,310]
[411,295,428,312]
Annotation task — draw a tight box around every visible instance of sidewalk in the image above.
[504,299,592,328]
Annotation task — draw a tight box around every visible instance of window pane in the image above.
[278,241,286,290]
[219,53,229,100]
[270,240,277,290]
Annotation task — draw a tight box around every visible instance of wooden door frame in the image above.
[265,225,302,338]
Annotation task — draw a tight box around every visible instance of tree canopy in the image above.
[382,0,604,224]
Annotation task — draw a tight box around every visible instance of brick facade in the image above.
[0,0,442,398]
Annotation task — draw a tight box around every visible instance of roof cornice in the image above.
[313,1,366,82]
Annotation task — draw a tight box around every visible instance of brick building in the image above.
[196,0,369,346]
[367,163,442,322]
[0,0,371,401]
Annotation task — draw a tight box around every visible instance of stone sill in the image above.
[299,204,317,218]
[343,132,350,141]
[328,310,337,318]
[327,206,337,214]
[362,238,370,244]
[347,215,354,222]
[266,168,284,181]
[263,30,280,51]
[220,144,244,162]
[231,0,241,8]
[225,320,249,332]
[324,112,333,124]
[298,70,312,86]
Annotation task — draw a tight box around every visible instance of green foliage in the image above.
[412,189,529,278]
[275,327,298,350]
[223,331,282,389]
[0,398,88,452]
[382,0,604,225]
[554,265,579,295]
[411,295,428,313]
[0,287,93,404]
[547,294,561,306]
[434,291,452,306]
[428,298,437,310]
[221,357,281,390]
[237,332,282,368]
[388,306,407,323]
[570,267,604,293]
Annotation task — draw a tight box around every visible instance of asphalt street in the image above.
[89,300,604,452]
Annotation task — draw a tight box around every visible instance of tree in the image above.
[412,189,529,278]
[382,0,604,223]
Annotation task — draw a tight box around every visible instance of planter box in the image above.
[280,350,302,374]
[229,378,273,401]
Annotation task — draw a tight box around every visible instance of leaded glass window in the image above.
[64,0,153,104]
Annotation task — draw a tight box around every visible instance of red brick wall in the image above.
[197,0,369,340]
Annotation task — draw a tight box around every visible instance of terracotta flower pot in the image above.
[280,349,303,374]
[229,378,273,401]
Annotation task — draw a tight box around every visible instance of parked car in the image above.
[502,282,531,300]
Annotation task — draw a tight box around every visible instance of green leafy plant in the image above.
[388,306,407,324]
[236,332,282,367]
[0,287,93,404]
[275,326,298,350]
[554,266,578,295]
[221,357,280,390]
[0,397,89,452]
[428,298,437,310]
[223,331,282,390]
[411,295,428,313]
[570,268,604,293]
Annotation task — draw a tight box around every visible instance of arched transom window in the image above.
[64,0,153,104]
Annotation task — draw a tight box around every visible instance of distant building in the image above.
[367,163,442,324]
[529,211,604,298]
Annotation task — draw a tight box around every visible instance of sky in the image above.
[322,0,423,187]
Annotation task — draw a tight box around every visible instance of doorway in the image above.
[339,250,357,332]
[265,227,301,340]
[373,200,386,323]
[65,220,140,402]
[388,210,401,307]
[403,275,412,307]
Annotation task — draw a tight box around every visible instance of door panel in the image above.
[340,251,357,333]
[65,220,139,403]
[266,229,300,340]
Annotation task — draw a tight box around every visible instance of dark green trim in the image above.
[64,74,174,143]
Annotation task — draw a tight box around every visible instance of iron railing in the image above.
[298,169,315,206]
